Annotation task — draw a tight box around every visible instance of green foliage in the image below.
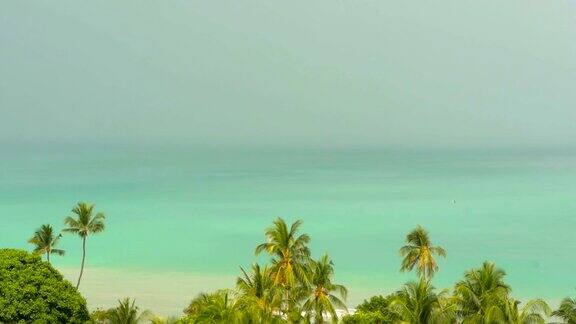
[341,311,388,324]
[255,218,311,289]
[356,295,392,313]
[182,219,350,323]
[90,308,113,323]
[399,226,446,279]
[453,261,511,321]
[63,201,106,289]
[501,298,551,324]
[345,294,400,324]
[388,279,446,324]
[90,298,153,324]
[107,298,152,324]
[149,315,181,324]
[0,249,89,323]
[301,254,348,323]
[183,290,242,323]
[63,202,106,239]
[553,297,576,324]
[27,224,65,263]
[254,218,313,317]
[236,263,283,322]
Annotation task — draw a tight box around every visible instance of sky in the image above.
[1,0,575,150]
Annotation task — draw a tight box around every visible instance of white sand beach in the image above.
[59,267,236,316]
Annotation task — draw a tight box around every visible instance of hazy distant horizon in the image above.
[3,138,576,156]
[2,1,576,151]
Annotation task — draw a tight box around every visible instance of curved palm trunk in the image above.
[46,251,50,263]
[76,236,86,289]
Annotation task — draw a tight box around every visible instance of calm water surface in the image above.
[1,146,575,308]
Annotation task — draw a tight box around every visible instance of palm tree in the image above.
[236,263,282,322]
[454,261,511,322]
[184,290,241,323]
[501,298,551,324]
[28,224,64,263]
[388,279,448,324]
[63,202,105,289]
[552,297,576,324]
[301,254,348,323]
[399,226,446,279]
[255,218,311,288]
[107,298,152,324]
[255,217,312,316]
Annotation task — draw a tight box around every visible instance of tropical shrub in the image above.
[342,294,399,324]
[0,249,90,323]
[341,311,389,324]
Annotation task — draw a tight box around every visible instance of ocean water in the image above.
[1,146,575,314]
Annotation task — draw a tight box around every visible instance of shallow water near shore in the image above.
[1,146,575,315]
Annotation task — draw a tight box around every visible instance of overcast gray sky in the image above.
[1,0,575,149]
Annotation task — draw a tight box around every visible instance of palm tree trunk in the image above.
[76,236,86,289]
[46,251,50,264]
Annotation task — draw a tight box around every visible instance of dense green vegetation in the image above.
[18,204,576,323]
[0,249,89,323]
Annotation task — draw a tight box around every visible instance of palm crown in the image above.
[399,226,446,279]
[63,202,105,237]
[389,279,445,324]
[255,217,311,288]
[236,263,281,320]
[28,224,64,263]
[108,298,152,324]
[454,261,511,321]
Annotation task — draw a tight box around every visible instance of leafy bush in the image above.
[356,295,393,313]
[0,249,89,323]
[341,311,389,323]
[342,294,399,324]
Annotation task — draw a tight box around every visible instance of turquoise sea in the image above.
[1,145,575,314]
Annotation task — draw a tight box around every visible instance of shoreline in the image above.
[58,267,237,316]
[57,266,377,316]
[57,266,562,317]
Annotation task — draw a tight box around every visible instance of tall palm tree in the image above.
[552,297,576,324]
[236,263,282,322]
[255,217,312,317]
[454,261,511,322]
[301,254,348,323]
[107,298,152,324]
[399,226,446,279]
[388,279,449,324]
[63,202,105,289]
[28,224,64,263]
[255,218,311,289]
